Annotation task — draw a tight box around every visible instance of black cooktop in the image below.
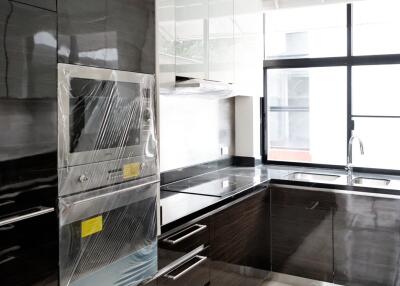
[161,175,255,198]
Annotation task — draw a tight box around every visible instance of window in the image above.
[263,1,400,171]
[267,67,347,165]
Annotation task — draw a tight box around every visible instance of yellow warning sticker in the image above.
[123,163,141,179]
[81,216,103,238]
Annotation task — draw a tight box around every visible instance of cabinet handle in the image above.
[0,256,16,265]
[306,201,319,210]
[163,224,207,245]
[164,255,207,281]
[0,207,54,227]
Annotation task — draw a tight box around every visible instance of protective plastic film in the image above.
[57,63,158,196]
[59,179,158,286]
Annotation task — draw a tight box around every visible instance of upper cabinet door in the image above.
[175,0,208,79]
[208,0,234,83]
[234,0,263,96]
[58,0,155,74]
[0,0,57,163]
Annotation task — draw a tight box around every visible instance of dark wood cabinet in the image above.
[209,189,270,286]
[158,218,210,270]
[158,248,210,286]
[270,186,334,282]
[158,219,211,286]
[333,193,400,286]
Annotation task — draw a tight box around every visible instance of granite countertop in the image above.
[160,164,400,232]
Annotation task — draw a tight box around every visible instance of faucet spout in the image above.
[346,132,365,179]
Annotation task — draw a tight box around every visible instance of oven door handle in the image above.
[0,207,54,227]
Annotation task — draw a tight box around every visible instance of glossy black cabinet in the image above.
[58,0,155,73]
[333,193,400,286]
[270,186,334,282]
[0,1,58,285]
[209,189,270,286]
[15,0,56,11]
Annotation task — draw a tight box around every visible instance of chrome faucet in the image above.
[346,131,364,179]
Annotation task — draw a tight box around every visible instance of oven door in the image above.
[58,63,157,168]
[59,180,159,286]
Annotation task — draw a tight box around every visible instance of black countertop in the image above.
[160,164,400,233]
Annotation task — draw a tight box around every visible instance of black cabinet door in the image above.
[333,193,400,286]
[210,189,270,286]
[58,0,155,73]
[0,0,57,172]
[271,186,334,282]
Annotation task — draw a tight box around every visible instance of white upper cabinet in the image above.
[175,0,208,79]
[158,0,176,90]
[209,0,235,83]
[173,0,263,96]
[234,0,264,97]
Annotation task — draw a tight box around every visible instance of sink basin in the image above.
[286,172,341,182]
[352,177,390,187]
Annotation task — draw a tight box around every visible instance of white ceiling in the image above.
[263,0,363,10]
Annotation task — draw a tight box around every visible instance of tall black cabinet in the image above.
[0,0,58,285]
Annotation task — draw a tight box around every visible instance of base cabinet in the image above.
[158,249,210,286]
[209,189,270,286]
[270,186,334,282]
[334,193,400,286]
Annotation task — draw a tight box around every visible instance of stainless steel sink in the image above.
[286,172,341,182]
[352,177,390,187]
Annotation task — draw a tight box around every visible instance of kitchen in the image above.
[1,0,400,285]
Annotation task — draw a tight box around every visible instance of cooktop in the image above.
[161,175,256,198]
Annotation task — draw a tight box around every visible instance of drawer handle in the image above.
[306,201,320,210]
[163,224,207,245]
[0,256,16,265]
[0,207,54,227]
[0,224,15,231]
[0,200,15,207]
[164,255,207,281]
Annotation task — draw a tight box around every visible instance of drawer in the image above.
[0,183,56,218]
[159,219,209,269]
[0,238,58,286]
[158,248,210,286]
[0,207,56,251]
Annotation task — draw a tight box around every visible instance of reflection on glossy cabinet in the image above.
[210,190,270,286]
[58,0,155,73]
[333,193,400,286]
[270,186,334,282]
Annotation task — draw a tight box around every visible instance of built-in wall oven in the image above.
[57,64,158,196]
[59,178,158,286]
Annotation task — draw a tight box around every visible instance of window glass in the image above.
[353,118,400,170]
[265,4,346,59]
[353,65,400,116]
[353,0,400,55]
[267,67,347,164]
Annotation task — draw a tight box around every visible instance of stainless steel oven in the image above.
[57,64,158,195]
[59,178,159,286]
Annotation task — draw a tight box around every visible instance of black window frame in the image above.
[262,3,400,175]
